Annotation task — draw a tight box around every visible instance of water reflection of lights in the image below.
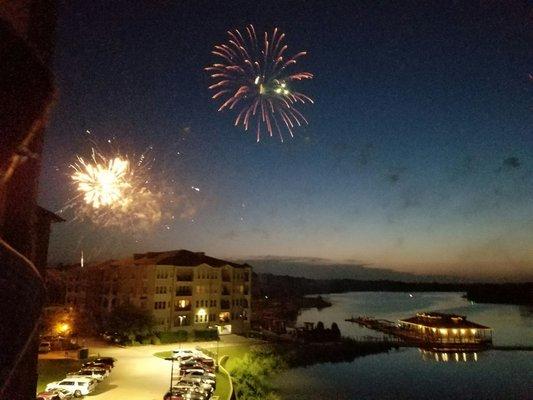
[419,349,480,363]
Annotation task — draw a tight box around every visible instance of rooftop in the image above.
[399,312,490,329]
[132,249,251,269]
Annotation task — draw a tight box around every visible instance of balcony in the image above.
[220,300,230,310]
[175,288,192,296]
[221,287,230,296]
[175,305,191,312]
[176,274,193,282]
[222,274,231,282]
[174,316,191,327]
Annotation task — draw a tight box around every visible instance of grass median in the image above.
[154,342,252,400]
[37,359,86,392]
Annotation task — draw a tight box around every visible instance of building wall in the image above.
[65,259,252,334]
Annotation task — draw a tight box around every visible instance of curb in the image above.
[218,355,233,400]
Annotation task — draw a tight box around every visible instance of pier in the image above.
[345,317,417,346]
[346,313,494,351]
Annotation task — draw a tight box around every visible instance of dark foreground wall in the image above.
[0,1,56,398]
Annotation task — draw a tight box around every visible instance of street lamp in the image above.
[169,355,181,391]
[55,322,70,336]
[215,324,220,368]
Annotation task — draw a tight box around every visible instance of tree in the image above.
[331,322,341,339]
[230,348,285,400]
[316,321,325,332]
[104,303,155,343]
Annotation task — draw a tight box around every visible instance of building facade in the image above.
[65,250,252,334]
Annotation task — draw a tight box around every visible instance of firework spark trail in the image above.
[206,24,314,142]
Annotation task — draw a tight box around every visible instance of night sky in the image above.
[39,1,533,280]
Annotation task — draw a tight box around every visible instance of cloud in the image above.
[384,167,407,185]
[502,156,521,169]
[239,255,452,281]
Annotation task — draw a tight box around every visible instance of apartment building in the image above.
[65,249,252,334]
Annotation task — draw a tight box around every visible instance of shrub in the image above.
[158,330,188,344]
[151,335,161,345]
[141,337,151,345]
[193,329,219,341]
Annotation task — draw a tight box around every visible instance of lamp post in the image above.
[217,333,220,367]
[169,355,181,391]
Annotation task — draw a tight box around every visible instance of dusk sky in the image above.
[39,1,532,280]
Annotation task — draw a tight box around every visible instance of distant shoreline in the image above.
[257,273,532,306]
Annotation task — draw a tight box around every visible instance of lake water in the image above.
[274,292,533,400]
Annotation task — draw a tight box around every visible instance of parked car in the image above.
[102,331,127,344]
[82,361,112,371]
[182,363,215,373]
[177,359,198,368]
[163,387,207,400]
[46,377,97,397]
[179,375,215,391]
[194,357,215,367]
[83,366,110,376]
[93,357,115,368]
[38,341,51,353]
[67,368,107,381]
[174,383,210,396]
[172,349,199,359]
[36,388,73,400]
[182,369,216,380]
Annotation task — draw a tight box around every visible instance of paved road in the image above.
[41,335,254,400]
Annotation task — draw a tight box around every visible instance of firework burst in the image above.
[68,147,163,232]
[72,153,130,209]
[206,25,314,142]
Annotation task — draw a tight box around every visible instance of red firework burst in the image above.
[206,25,314,142]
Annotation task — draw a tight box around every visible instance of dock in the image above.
[345,314,493,351]
[346,316,399,335]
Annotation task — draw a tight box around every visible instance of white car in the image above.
[172,349,199,359]
[182,368,216,380]
[38,341,52,353]
[46,377,97,397]
[67,368,107,381]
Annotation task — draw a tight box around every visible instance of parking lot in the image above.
[38,335,254,400]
